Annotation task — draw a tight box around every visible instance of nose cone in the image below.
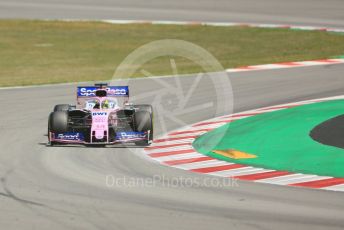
[91,111,109,141]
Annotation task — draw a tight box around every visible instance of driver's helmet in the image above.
[99,99,118,109]
[102,99,109,109]
[94,100,100,109]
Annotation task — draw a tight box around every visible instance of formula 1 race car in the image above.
[48,83,153,146]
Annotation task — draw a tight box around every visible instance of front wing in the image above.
[49,131,150,145]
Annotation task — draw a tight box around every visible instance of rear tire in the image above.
[134,110,153,146]
[54,104,70,112]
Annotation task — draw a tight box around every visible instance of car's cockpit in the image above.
[85,98,119,110]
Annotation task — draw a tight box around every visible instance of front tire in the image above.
[49,111,69,133]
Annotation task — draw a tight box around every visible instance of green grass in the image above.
[1,20,344,87]
[193,99,344,177]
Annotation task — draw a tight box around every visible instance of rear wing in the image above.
[77,86,129,97]
[76,86,129,108]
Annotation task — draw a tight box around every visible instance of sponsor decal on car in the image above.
[92,111,108,116]
[115,132,146,140]
[77,86,129,97]
[92,111,108,123]
[55,132,85,141]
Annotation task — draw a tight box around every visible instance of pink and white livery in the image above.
[48,83,153,146]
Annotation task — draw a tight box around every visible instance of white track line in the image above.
[175,160,231,170]
[267,175,331,185]
[212,167,272,177]
[324,184,344,192]
[154,153,204,162]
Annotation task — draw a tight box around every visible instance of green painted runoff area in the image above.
[193,100,344,177]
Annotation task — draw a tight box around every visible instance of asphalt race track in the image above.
[0,1,344,229]
[1,0,344,28]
